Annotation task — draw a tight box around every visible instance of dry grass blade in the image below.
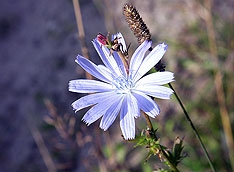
[199,0,234,169]
[72,0,92,80]
[27,120,57,172]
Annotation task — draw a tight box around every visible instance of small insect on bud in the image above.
[97,33,124,52]
[96,33,130,72]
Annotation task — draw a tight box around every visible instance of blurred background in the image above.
[0,0,233,171]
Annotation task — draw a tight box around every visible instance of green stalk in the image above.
[143,113,180,172]
[168,83,217,172]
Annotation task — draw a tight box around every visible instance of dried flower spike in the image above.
[123,4,166,72]
[123,3,151,44]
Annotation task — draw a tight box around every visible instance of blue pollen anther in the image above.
[112,76,134,93]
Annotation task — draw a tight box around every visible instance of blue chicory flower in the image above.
[69,33,174,140]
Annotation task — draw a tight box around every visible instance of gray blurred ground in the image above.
[0,0,105,171]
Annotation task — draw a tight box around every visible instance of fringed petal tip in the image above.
[75,54,84,65]
[75,55,79,62]
[68,81,75,92]
[120,134,135,140]
[160,42,168,51]
[68,80,81,93]
[81,118,91,126]
[99,125,108,131]
[71,105,79,113]
[148,111,159,118]
[171,78,175,84]
[142,39,152,45]
[124,136,135,140]
[71,101,79,113]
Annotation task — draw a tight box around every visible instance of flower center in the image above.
[112,75,134,94]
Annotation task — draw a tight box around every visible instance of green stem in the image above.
[143,113,180,172]
[168,83,217,172]
[159,145,180,172]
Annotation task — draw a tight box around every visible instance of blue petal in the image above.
[120,97,136,140]
[99,95,124,131]
[132,90,160,118]
[127,93,140,118]
[134,85,174,99]
[92,39,122,77]
[71,91,116,112]
[136,71,174,86]
[82,103,106,126]
[69,79,113,93]
[82,93,123,126]
[133,43,168,82]
[129,40,152,81]
[76,55,113,83]
[112,51,127,78]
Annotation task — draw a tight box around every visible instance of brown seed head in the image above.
[123,3,151,44]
